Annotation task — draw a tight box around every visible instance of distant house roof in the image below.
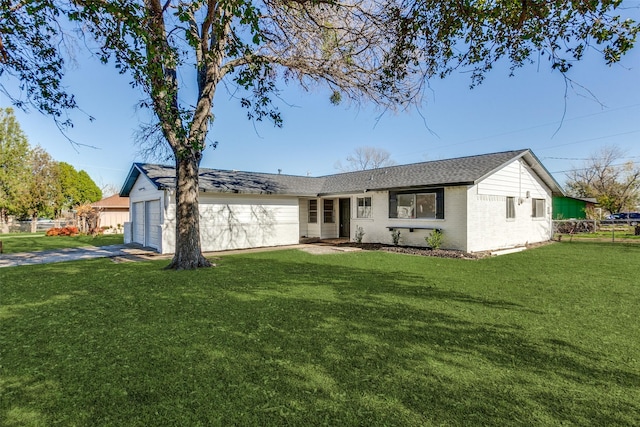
[120,149,564,197]
[91,194,130,209]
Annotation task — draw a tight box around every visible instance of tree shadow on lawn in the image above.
[1,256,638,426]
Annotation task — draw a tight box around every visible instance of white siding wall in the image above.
[162,193,299,254]
[467,159,552,252]
[349,188,468,250]
[299,198,321,238]
[299,199,309,237]
[321,198,338,239]
[298,198,340,240]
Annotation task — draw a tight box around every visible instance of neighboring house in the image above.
[552,196,597,220]
[90,194,130,233]
[120,149,564,254]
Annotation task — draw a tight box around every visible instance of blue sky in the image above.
[2,27,639,194]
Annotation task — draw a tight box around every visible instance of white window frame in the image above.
[323,199,335,223]
[308,199,318,223]
[506,197,516,219]
[357,196,372,218]
[532,198,546,218]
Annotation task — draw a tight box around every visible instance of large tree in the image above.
[566,145,640,214]
[72,0,424,269]
[3,1,639,268]
[0,107,31,231]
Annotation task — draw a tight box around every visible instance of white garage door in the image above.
[132,202,145,245]
[145,200,161,249]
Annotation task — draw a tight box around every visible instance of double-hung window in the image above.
[323,199,335,223]
[532,198,545,218]
[506,197,516,219]
[389,189,444,219]
[357,197,372,218]
[308,200,318,223]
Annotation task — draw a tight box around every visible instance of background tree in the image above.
[57,162,103,214]
[0,108,31,231]
[19,146,62,231]
[74,169,102,205]
[19,146,62,233]
[335,146,396,172]
[100,183,121,198]
[57,162,82,212]
[565,145,640,214]
[3,1,638,268]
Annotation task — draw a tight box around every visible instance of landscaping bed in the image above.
[337,242,483,259]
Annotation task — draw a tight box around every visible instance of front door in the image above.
[339,198,351,238]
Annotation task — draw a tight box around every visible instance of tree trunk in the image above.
[30,213,38,233]
[166,154,212,270]
[0,208,8,234]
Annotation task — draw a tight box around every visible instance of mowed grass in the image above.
[0,234,124,254]
[1,242,638,426]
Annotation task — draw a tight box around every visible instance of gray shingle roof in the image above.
[124,163,326,196]
[318,149,531,194]
[120,149,564,197]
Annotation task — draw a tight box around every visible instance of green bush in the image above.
[425,229,443,249]
[391,229,401,245]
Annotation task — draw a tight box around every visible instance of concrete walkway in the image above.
[0,243,360,268]
[0,245,161,268]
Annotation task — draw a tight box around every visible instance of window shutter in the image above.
[436,189,444,219]
[388,192,398,218]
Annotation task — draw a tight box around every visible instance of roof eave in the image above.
[472,149,565,197]
[119,164,142,197]
[521,150,565,197]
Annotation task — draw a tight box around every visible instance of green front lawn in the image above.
[0,233,124,254]
[1,242,638,426]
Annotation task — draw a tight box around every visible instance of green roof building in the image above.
[553,196,597,220]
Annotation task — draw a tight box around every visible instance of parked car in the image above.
[602,212,640,225]
[627,212,640,226]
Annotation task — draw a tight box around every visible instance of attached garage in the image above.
[131,202,144,245]
[127,177,163,251]
[120,163,316,254]
[144,200,161,249]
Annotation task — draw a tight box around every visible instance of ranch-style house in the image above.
[120,149,563,254]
